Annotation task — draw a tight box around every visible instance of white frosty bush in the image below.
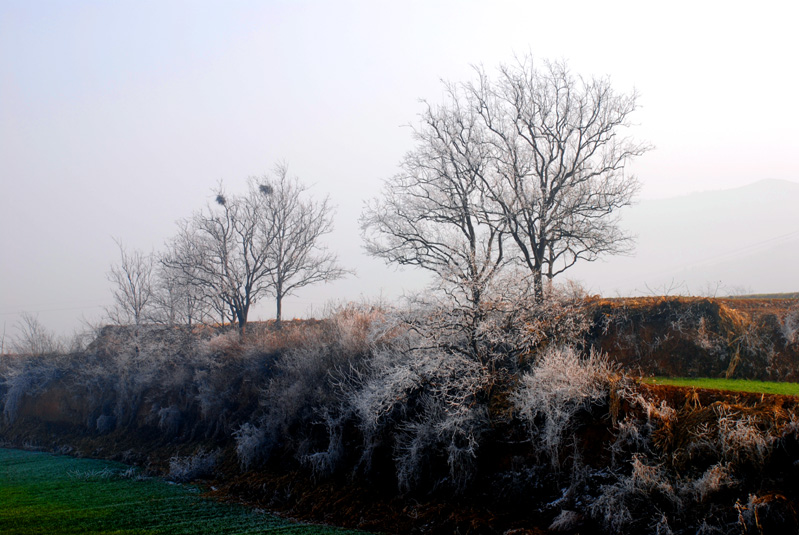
[590,455,680,533]
[781,306,799,344]
[338,319,491,491]
[156,405,183,436]
[255,303,384,467]
[715,409,775,465]
[688,462,735,501]
[168,448,219,482]
[512,346,614,467]
[233,422,265,470]
[549,509,581,531]
[1,357,61,424]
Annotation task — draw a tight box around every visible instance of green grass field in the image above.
[0,448,366,535]
[643,377,799,397]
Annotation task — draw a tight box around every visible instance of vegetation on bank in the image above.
[645,377,799,397]
[1,295,799,534]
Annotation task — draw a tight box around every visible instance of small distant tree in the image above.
[155,250,214,328]
[11,312,62,356]
[107,239,156,326]
[163,168,345,333]
[261,164,347,327]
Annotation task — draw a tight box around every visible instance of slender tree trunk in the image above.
[274,278,283,329]
[469,287,482,363]
[275,294,283,330]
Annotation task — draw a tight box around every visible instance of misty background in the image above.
[2,1,798,336]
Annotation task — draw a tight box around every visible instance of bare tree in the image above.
[162,182,276,335]
[362,92,506,354]
[364,57,647,305]
[261,165,347,327]
[107,239,156,326]
[11,312,62,356]
[466,57,650,299]
[155,251,214,327]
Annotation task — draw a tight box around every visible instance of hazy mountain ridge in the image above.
[570,179,799,296]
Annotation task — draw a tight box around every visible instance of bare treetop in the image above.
[260,164,348,327]
[106,239,156,327]
[161,165,346,332]
[467,58,650,298]
[364,56,650,305]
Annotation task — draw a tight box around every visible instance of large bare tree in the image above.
[162,182,276,335]
[364,56,649,304]
[261,165,347,328]
[467,57,650,299]
[362,92,506,355]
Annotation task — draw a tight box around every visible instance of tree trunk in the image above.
[275,294,283,330]
[236,307,247,337]
[533,268,544,303]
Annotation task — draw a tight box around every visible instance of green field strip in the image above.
[0,449,368,535]
[642,376,799,396]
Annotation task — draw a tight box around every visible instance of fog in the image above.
[1,1,798,336]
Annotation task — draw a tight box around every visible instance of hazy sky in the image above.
[2,1,798,336]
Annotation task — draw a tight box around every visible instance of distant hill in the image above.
[733,292,799,300]
[569,179,799,297]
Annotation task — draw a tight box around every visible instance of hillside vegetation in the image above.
[2,295,799,534]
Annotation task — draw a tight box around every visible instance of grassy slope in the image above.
[644,376,799,396]
[0,449,364,535]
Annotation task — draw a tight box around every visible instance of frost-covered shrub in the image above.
[549,509,581,531]
[782,306,799,344]
[688,463,735,502]
[156,405,183,436]
[513,346,614,468]
[233,422,265,470]
[735,493,799,534]
[1,356,62,424]
[206,330,243,357]
[590,455,680,533]
[339,328,491,492]
[281,300,497,492]
[587,385,799,534]
[715,410,775,466]
[247,303,384,468]
[168,448,219,482]
[302,411,346,477]
[664,404,781,470]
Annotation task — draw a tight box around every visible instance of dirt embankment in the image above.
[6,379,799,534]
[2,298,799,534]
[585,296,799,380]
